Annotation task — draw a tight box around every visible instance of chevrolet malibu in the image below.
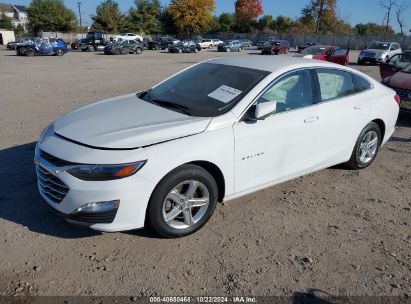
[35,57,399,237]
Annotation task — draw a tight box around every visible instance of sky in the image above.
[6,0,411,33]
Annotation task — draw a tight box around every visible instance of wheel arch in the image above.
[187,160,226,203]
[371,118,386,141]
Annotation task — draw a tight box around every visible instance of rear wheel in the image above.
[114,48,121,55]
[238,47,242,52]
[148,164,218,238]
[178,48,183,54]
[226,48,231,53]
[88,45,95,52]
[25,49,34,57]
[56,49,64,56]
[135,47,142,55]
[345,122,381,169]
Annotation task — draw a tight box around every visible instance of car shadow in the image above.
[292,289,338,304]
[397,111,411,128]
[0,142,100,239]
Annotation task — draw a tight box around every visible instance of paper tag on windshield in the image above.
[208,85,242,103]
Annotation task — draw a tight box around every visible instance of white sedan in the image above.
[35,57,399,237]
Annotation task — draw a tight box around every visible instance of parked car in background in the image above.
[148,36,180,50]
[142,38,151,50]
[257,41,268,50]
[217,40,243,52]
[198,39,215,49]
[104,39,143,55]
[70,39,84,50]
[169,40,200,53]
[6,37,34,50]
[16,38,68,56]
[382,63,411,112]
[358,41,402,65]
[294,45,349,66]
[34,56,399,237]
[298,42,316,53]
[81,32,106,52]
[113,33,143,43]
[213,39,224,46]
[261,40,290,55]
[241,39,253,47]
[266,37,278,44]
[379,53,411,79]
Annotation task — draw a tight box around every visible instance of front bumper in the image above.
[35,134,155,232]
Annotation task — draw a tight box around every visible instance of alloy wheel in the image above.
[162,180,210,230]
[359,130,378,164]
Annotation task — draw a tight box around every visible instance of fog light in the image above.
[72,200,120,214]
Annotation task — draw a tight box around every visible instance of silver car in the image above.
[358,41,402,65]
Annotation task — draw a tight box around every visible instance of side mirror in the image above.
[252,101,277,120]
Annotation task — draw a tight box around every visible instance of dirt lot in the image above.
[0,47,410,299]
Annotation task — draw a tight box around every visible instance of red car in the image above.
[294,45,349,66]
[382,63,411,112]
[261,40,290,55]
[379,53,411,79]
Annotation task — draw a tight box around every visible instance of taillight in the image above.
[394,95,401,106]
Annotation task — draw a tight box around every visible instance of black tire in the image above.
[88,45,95,52]
[358,60,364,65]
[178,48,182,54]
[114,48,121,55]
[345,122,382,170]
[25,49,34,57]
[135,47,142,55]
[147,164,218,238]
[56,49,64,56]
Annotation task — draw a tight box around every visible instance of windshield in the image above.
[402,64,411,73]
[369,42,390,50]
[302,46,327,55]
[140,63,270,117]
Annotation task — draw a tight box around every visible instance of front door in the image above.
[233,69,324,194]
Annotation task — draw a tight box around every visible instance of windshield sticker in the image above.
[208,85,243,103]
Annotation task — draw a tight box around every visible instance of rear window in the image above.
[353,74,372,92]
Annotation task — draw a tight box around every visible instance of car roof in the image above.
[208,56,338,73]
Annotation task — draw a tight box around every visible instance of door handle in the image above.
[354,104,363,110]
[304,116,319,123]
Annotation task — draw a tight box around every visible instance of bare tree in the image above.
[379,0,397,36]
[395,2,409,35]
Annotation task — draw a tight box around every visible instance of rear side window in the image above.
[316,69,355,101]
[353,74,372,93]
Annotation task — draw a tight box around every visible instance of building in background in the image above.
[0,3,28,30]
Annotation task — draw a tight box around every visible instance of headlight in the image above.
[379,52,388,58]
[67,161,147,181]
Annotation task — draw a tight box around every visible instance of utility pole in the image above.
[77,1,83,38]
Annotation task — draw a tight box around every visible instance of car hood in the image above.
[54,93,212,149]
[389,72,411,90]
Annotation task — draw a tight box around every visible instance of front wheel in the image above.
[56,49,64,56]
[147,164,218,238]
[238,47,242,52]
[135,47,142,55]
[345,122,381,169]
[25,48,35,57]
[88,45,95,52]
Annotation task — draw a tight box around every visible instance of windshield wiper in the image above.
[151,100,191,115]
[138,90,191,115]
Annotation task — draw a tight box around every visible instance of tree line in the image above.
[20,0,408,36]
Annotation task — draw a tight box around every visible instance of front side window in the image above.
[256,70,313,114]
[141,63,270,117]
[317,69,355,101]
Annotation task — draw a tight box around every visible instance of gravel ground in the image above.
[0,47,410,299]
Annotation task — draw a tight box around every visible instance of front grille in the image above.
[393,87,411,101]
[36,165,69,203]
[40,150,74,167]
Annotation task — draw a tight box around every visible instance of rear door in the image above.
[312,68,371,162]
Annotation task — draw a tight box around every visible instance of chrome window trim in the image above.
[236,66,374,123]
